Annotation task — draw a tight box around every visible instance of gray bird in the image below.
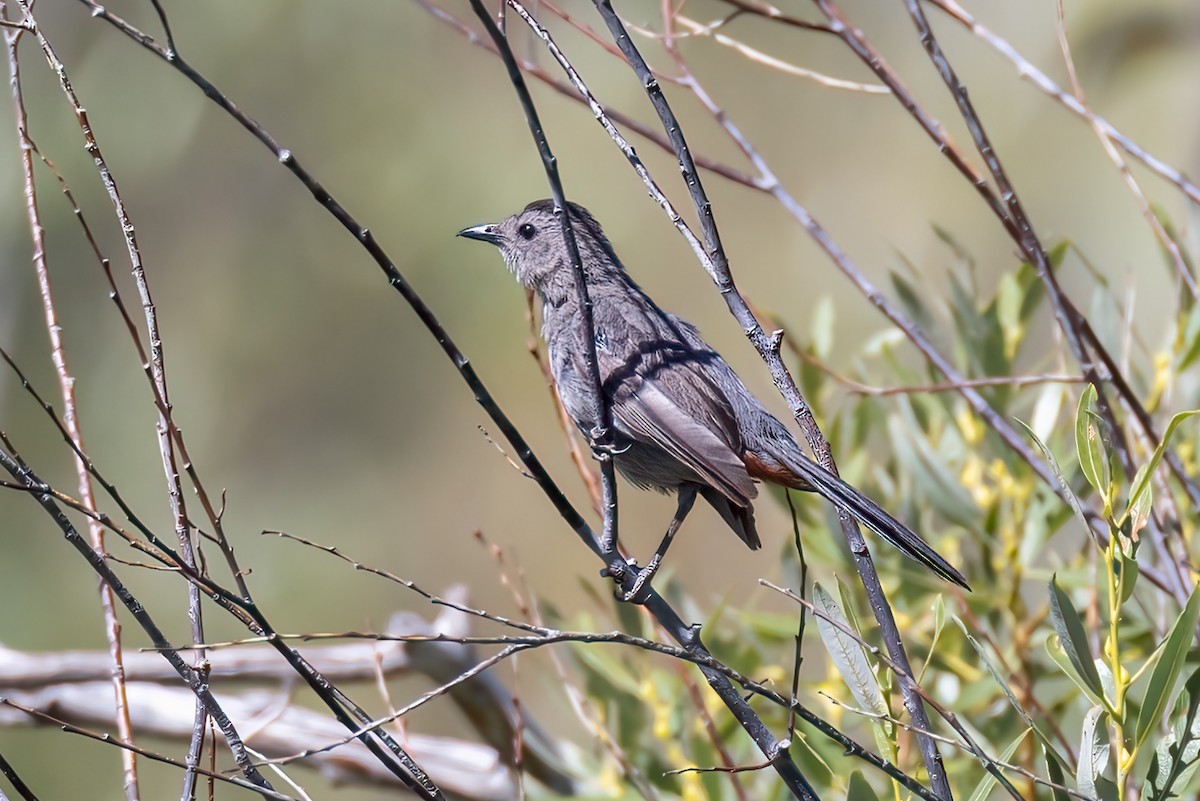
[459,200,968,591]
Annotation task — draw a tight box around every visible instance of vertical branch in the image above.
[10,2,211,794]
[1,7,139,800]
[587,4,954,797]
[465,0,624,576]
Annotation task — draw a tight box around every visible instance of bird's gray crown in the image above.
[458,199,621,304]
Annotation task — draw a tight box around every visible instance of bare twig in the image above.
[1,5,139,798]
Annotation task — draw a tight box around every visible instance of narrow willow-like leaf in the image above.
[813,582,891,758]
[966,728,1031,801]
[1127,462,1154,540]
[1015,417,1091,534]
[845,771,882,801]
[1044,744,1071,801]
[956,617,1071,770]
[1049,576,1106,703]
[1147,667,1200,800]
[1046,635,1106,708]
[1122,409,1200,527]
[1136,587,1200,753]
[1074,384,1110,501]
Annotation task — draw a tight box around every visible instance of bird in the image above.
[459,199,968,593]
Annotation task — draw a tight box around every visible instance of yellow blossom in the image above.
[956,406,984,445]
[960,455,995,507]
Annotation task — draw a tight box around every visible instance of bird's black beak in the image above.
[456,223,503,246]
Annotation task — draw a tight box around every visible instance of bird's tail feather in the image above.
[776,450,969,590]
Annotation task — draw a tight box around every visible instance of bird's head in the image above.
[458,199,613,295]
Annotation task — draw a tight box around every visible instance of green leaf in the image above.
[919,595,947,683]
[1047,634,1105,708]
[1117,546,1140,604]
[967,728,1031,801]
[1146,667,1200,800]
[1015,416,1091,533]
[1135,586,1200,753]
[1122,409,1200,527]
[1126,462,1154,541]
[956,616,1072,770]
[845,771,881,801]
[1049,575,1107,704]
[1074,384,1111,506]
[1044,743,1072,801]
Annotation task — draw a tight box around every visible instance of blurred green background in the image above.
[0,0,1197,797]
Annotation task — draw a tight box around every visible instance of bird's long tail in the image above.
[768,449,970,590]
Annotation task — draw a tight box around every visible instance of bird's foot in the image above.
[601,554,660,605]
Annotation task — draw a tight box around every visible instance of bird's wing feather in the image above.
[610,369,757,506]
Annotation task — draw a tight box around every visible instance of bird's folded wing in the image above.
[613,375,757,506]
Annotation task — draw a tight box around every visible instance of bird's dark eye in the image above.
[517,223,537,240]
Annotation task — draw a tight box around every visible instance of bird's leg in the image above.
[618,485,698,603]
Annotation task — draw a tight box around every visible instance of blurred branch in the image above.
[0,448,273,791]
[1,4,139,798]
[0,690,513,801]
[928,0,1200,209]
[0,596,575,796]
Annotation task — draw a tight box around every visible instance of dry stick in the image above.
[927,0,1200,209]
[503,2,818,795]
[0,352,443,801]
[587,3,952,798]
[806,0,1200,529]
[463,0,625,586]
[68,4,935,797]
[895,0,1200,592]
[897,0,1131,476]
[473,1,813,794]
[0,701,295,801]
[9,5,210,794]
[1052,1,1193,605]
[815,697,1088,801]
[737,0,1195,603]
[763,581,1026,801]
[204,627,939,801]
[428,0,1184,604]
[67,4,890,798]
[42,0,443,792]
[0,451,273,792]
[415,0,758,190]
[1052,2,1194,299]
[0,10,139,801]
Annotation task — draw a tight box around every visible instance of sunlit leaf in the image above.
[1077,705,1110,798]
[813,583,888,720]
[1146,667,1200,800]
[1074,385,1111,504]
[1136,587,1200,753]
[967,728,1030,801]
[1122,409,1200,528]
